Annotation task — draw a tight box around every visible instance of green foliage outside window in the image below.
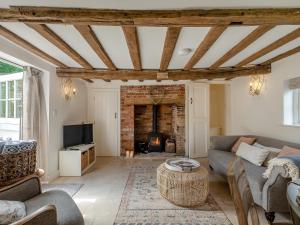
[0,61,23,75]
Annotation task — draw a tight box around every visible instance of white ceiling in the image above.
[1,0,300,9]
[1,22,300,70]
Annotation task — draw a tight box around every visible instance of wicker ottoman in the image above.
[157,163,209,207]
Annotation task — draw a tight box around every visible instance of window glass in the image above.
[7,100,14,118]
[8,81,14,99]
[0,100,5,117]
[0,82,6,99]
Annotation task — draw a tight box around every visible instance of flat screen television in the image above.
[83,123,93,144]
[63,124,83,148]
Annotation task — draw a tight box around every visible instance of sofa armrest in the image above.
[262,166,291,212]
[0,175,42,202]
[210,135,240,152]
[11,205,57,225]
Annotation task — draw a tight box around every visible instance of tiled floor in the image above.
[54,157,290,225]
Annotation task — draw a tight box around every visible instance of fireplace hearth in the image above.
[147,104,164,152]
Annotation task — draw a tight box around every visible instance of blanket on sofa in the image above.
[263,156,300,180]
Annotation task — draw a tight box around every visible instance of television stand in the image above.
[59,144,96,176]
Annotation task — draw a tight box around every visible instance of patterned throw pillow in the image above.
[0,200,26,224]
[231,137,256,153]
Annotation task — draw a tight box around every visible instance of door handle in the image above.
[190,98,193,104]
[114,112,117,118]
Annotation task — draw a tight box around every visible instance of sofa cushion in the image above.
[243,160,267,205]
[25,190,84,225]
[236,143,270,166]
[208,150,235,176]
[232,137,256,153]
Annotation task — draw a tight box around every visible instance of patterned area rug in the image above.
[42,183,83,197]
[114,165,232,225]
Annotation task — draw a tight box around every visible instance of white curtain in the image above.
[22,67,43,168]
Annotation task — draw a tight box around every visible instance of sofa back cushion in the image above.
[232,137,256,153]
[278,146,300,157]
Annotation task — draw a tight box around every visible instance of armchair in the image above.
[0,175,84,225]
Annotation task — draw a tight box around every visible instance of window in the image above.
[0,79,22,118]
[284,77,300,126]
[0,59,23,140]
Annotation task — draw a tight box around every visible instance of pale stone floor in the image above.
[54,157,291,225]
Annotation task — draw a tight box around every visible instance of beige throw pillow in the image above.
[236,142,270,166]
[253,142,281,167]
[232,136,256,153]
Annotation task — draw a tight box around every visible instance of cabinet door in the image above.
[93,90,119,156]
[189,83,209,158]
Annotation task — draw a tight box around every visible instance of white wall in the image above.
[0,36,88,181]
[227,53,300,143]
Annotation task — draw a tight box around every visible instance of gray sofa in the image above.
[208,135,300,223]
[0,175,84,225]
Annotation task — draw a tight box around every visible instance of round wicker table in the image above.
[157,163,209,207]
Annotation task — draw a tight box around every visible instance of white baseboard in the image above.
[46,169,60,183]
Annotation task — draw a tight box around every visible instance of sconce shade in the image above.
[62,78,76,100]
[249,75,265,96]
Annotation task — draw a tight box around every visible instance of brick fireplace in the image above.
[120,85,185,156]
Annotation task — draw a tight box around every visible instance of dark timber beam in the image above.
[0,25,67,68]
[26,23,93,69]
[1,7,300,26]
[122,26,141,70]
[236,27,300,67]
[56,64,271,80]
[184,26,227,70]
[210,25,275,68]
[261,46,300,65]
[160,27,181,71]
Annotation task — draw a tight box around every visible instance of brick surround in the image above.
[120,85,185,155]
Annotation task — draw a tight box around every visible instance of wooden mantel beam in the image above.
[2,7,300,26]
[56,64,271,80]
[26,23,93,69]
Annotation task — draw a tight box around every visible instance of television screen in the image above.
[83,123,93,144]
[63,125,83,148]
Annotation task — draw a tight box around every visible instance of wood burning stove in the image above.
[147,105,164,152]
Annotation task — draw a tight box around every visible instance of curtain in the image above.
[22,67,43,168]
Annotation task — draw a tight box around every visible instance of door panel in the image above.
[189,83,209,158]
[94,90,118,156]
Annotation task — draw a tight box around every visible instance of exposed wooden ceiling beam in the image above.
[184,26,227,70]
[122,26,141,70]
[2,7,300,26]
[82,78,94,83]
[160,27,181,71]
[56,64,271,80]
[26,23,93,69]
[261,46,300,65]
[236,27,300,67]
[210,25,274,69]
[0,25,67,68]
[74,25,116,70]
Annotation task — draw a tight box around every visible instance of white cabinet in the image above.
[59,144,96,176]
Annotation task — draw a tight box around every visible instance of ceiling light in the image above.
[178,48,192,56]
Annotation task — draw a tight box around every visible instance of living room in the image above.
[1,1,300,225]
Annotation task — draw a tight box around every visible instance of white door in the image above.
[189,83,209,158]
[93,90,119,156]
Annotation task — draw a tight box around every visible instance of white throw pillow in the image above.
[0,200,26,224]
[236,142,270,166]
[253,142,281,153]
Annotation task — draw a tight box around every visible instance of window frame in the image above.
[292,88,300,125]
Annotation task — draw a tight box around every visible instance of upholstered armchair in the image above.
[0,175,84,225]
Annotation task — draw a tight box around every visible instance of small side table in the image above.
[157,163,209,207]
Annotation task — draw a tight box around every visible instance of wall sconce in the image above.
[249,75,265,96]
[62,78,76,100]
